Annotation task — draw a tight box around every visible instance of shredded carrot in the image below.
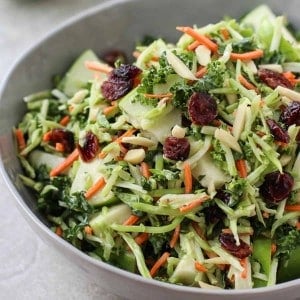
[150,251,170,277]
[140,162,151,179]
[282,71,300,86]
[296,222,300,230]
[84,226,93,235]
[143,92,173,99]
[169,225,180,248]
[42,131,52,142]
[133,76,141,87]
[195,66,207,78]
[176,26,218,52]
[271,243,277,255]
[103,104,118,116]
[191,222,206,240]
[195,261,208,273]
[15,128,26,151]
[275,141,289,148]
[236,159,248,178]
[238,74,258,92]
[212,119,222,127]
[230,49,264,61]
[59,115,70,126]
[240,258,248,279]
[55,226,63,237]
[134,232,150,245]
[256,130,266,137]
[222,228,233,234]
[123,214,140,226]
[220,27,230,40]
[187,40,201,51]
[183,162,193,193]
[84,60,113,73]
[262,211,270,219]
[285,204,300,212]
[179,195,209,213]
[50,148,80,177]
[85,177,106,199]
[55,142,64,152]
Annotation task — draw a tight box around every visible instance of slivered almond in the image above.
[123,148,145,164]
[214,128,242,153]
[166,50,197,81]
[121,136,156,148]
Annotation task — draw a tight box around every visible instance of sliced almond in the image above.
[166,50,197,80]
[259,64,283,73]
[123,148,146,165]
[171,125,186,138]
[195,45,211,66]
[121,136,156,148]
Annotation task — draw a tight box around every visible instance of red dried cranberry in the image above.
[219,233,251,259]
[102,49,127,67]
[260,171,294,203]
[101,64,141,101]
[77,131,99,162]
[280,102,300,127]
[266,119,289,144]
[203,204,225,224]
[215,189,230,205]
[48,128,75,153]
[258,68,293,89]
[163,136,190,161]
[188,92,217,125]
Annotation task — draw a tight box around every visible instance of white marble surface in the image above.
[0,1,123,299]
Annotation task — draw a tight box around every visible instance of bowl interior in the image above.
[1,0,300,299]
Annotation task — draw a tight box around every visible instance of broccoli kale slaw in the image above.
[14,4,300,289]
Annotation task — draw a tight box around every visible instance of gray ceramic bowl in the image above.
[1,0,300,299]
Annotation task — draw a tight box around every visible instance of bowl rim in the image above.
[1,0,300,295]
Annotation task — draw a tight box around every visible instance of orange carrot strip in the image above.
[143,92,173,99]
[183,162,193,193]
[238,74,257,91]
[220,28,230,40]
[85,177,106,199]
[140,162,151,179]
[195,66,207,78]
[15,128,26,151]
[240,258,248,279]
[55,226,63,237]
[169,225,180,248]
[59,115,70,126]
[176,26,218,52]
[230,49,264,61]
[271,243,277,255]
[55,142,64,152]
[43,131,52,142]
[50,148,80,177]
[134,232,150,245]
[296,222,300,230]
[262,211,270,219]
[84,60,113,73]
[285,204,300,212]
[123,214,140,226]
[179,196,209,213]
[187,40,201,51]
[103,104,118,116]
[150,251,170,277]
[84,226,93,235]
[236,159,248,178]
[195,261,208,273]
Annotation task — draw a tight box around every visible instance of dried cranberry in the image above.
[203,205,225,224]
[102,49,127,67]
[101,64,141,101]
[280,102,300,127]
[260,171,294,203]
[163,136,190,161]
[266,119,289,143]
[258,68,293,89]
[77,131,99,162]
[219,233,251,259]
[48,128,75,153]
[188,92,217,125]
[215,189,230,205]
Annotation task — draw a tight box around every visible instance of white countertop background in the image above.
[0,1,124,299]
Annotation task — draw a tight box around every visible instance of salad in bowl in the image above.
[14,5,300,290]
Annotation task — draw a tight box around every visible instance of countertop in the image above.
[0,1,123,299]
